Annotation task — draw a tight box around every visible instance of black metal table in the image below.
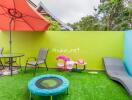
[0,54,24,76]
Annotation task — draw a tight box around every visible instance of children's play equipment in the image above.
[56,55,87,72]
[28,74,69,100]
[56,55,74,71]
[71,59,87,72]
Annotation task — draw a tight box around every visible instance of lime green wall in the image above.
[0,31,124,70]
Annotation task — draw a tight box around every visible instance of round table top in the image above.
[28,74,69,96]
[0,53,24,58]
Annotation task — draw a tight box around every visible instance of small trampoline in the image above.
[28,74,69,100]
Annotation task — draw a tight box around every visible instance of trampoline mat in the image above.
[35,77,63,89]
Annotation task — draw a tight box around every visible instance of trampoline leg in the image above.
[29,91,32,100]
[50,96,53,100]
[67,88,69,95]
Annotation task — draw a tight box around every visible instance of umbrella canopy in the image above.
[0,0,50,31]
[0,0,50,54]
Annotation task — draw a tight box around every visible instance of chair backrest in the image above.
[37,48,48,61]
[0,48,3,54]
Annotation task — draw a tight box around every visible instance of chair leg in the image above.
[20,65,22,71]
[15,59,22,71]
[45,62,48,71]
[34,66,37,76]
[0,59,4,70]
[2,63,5,69]
[19,58,22,71]
[24,63,28,73]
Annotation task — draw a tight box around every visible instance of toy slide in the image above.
[103,57,132,97]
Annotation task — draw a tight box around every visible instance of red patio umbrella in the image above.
[0,0,50,54]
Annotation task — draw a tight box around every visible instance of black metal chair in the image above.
[25,48,49,75]
[0,48,4,69]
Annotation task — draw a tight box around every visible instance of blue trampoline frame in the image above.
[28,74,69,99]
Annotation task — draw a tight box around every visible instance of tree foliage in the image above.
[45,17,61,31]
[70,16,100,31]
[71,0,132,31]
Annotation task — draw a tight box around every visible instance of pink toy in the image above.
[77,59,84,64]
[56,55,70,62]
[56,55,73,71]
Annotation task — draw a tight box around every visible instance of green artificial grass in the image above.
[0,68,131,100]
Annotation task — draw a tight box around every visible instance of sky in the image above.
[31,0,100,24]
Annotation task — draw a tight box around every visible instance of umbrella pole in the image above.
[9,18,13,55]
[9,18,13,76]
[9,27,12,55]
